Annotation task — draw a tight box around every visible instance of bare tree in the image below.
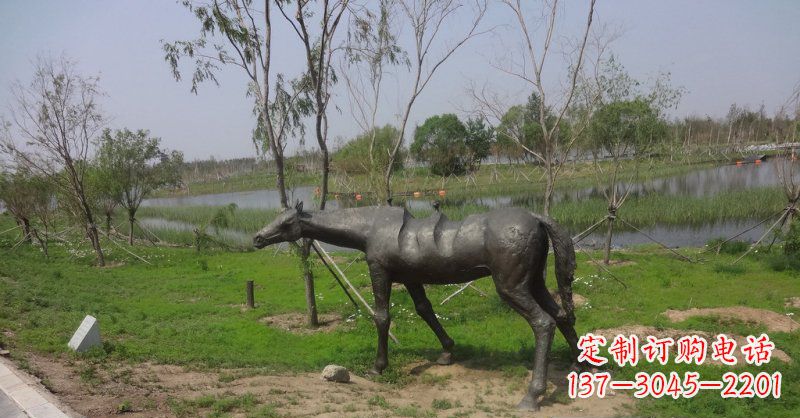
[775,81,800,227]
[164,0,310,210]
[341,0,406,197]
[383,0,488,201]
[276,0,353,327]
[165,0,321,325]
[1,56,106,265]
[483,0,597,215]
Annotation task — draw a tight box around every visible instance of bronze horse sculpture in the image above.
[254,202,580,411]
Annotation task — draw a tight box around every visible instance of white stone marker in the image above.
[67,315,101,352]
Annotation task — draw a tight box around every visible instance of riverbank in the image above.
[131,185,790,249]
[156,155,732,199]
[0,217,798,417]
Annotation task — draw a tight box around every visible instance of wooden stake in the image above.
[246,280,255,309]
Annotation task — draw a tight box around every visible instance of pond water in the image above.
[140,157,793,248]
[145,158,788,210]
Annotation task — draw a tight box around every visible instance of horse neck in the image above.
[299,209,371,251]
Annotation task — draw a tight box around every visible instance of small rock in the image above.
[321,364,350,383]
[0,349,9,357]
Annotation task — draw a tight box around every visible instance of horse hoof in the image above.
[517,396,540,412]
[436,352,453,365]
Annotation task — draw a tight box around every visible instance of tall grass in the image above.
[133,186,787,246]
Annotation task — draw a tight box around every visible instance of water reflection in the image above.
[139,157,791,248]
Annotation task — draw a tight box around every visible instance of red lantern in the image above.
[355,193,363,201]
[438,190,446,197]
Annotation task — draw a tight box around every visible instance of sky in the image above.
[1,0,798,161]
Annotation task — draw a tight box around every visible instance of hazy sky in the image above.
[1,1,798,160]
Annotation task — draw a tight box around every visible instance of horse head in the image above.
[253,201,305,248]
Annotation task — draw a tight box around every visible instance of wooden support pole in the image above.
[246,280,255,309]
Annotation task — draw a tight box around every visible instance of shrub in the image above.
[765,253,800,272]
[783,218,800,256]
[332,125,404,175]
[706,238,750,254]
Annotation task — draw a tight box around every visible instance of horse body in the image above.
[254,204,579,411]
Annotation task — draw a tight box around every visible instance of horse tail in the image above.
[535,215,577,325]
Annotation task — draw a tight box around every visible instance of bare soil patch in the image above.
[663,306,800,333]
[260,312,347,335]
[785,297,800,309]
[551,292,589,308]
[594,325,792,365]
[24,353,634,418]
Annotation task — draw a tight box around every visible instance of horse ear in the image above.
[295,200,304,213]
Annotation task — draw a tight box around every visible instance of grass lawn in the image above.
[0,215,799,417]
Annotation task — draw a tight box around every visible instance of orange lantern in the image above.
[736,161,743,166]
[355,193,363,201]
[438,189,446,197]
[413,191,421,198]
[314,186,321,196]
[755,159,762,164]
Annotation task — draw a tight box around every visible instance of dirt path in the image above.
[26,354,634,418]
[663,306,800,333]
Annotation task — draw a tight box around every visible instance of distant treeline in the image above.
[182,102,798,182]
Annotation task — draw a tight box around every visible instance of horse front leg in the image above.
[405,283,455,365]
[368,263,391,375]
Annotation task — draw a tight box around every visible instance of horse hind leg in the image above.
[405,283,455,365]
[494,272,556,411]
[529,227,582,368]
[530,278,581,368]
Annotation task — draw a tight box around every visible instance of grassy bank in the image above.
[1,215,799,417]
[131,186,788,249]
[156,156,724,199]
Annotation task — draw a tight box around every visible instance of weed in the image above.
[432,398,454,410]
[117,400,133,413]
[367,395,391,409]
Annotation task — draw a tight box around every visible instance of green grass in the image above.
[157,156,724,198]
[131,186,788,247]
[1,215,799,417]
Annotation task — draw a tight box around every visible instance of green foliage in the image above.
[496,97,542,160]
[332,125,404,174]
[194,203,239,251]
[94,128,183,222]
[706,238,751,255]
[464,117,494,172]
[411,114,492,176]
[117,400,133,413]
[431,398,454,410]
[0,168,53,226]
[589,98,667,157]
[783,217,800,256]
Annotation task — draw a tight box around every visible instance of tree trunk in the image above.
[106,211,112,233]
[129,215,135,245]
[21,218,32,243]
[603,216,614,265]
[274,149,288,209]
[301,239,319,327]
[543,164,555,216]
[86,223,105,266]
